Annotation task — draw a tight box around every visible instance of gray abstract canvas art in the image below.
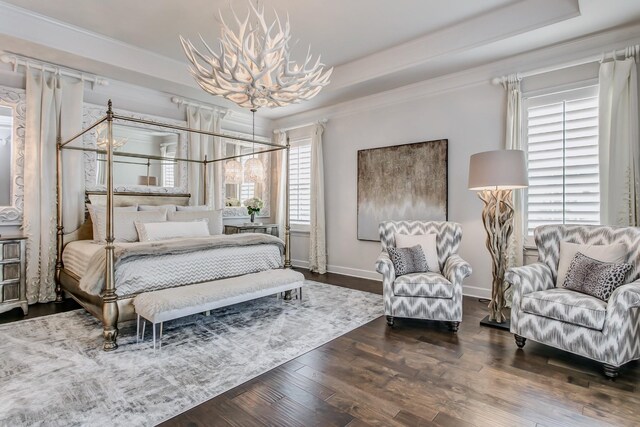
[357,140,448,241]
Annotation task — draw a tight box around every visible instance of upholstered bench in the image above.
[133,269,305,349]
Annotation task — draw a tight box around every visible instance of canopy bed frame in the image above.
[55,100,291,351]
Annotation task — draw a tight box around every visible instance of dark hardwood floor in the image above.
[160,270,640,427]
[2,271,638,426]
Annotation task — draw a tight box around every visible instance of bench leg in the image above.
[141,320,146,342]
[153,322,157,351]
[159,322,163,350]
[136,315,140,344]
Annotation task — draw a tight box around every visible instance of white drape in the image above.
[503,75,525,268]
[598,54,640,226]
[273,131,287,240]
[24,69,83,303]
[186,107,225,209]
[309,123,327,274]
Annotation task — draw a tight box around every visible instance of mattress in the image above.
[62,239,283,297]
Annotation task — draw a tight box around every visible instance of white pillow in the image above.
[176,205,209,212]
[135,220,210,242]
[556,241,627,287]
[89,208,166,243]
[138,204,177,213]
[168,210,223,235]
[394,233,440,273]
[87,205,139,242]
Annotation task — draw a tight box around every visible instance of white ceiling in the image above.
[1,0,640,119]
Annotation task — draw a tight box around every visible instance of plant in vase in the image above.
[243,197,264,223]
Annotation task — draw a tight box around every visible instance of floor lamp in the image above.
[468,150,528,329]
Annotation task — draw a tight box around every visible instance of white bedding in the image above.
[62,239,283,297]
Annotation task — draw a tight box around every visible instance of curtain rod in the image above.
[492,44,640,85]
[171,96,228,115]
[0,53,109,86]
[274,118,328,134]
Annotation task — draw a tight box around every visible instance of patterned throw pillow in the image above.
[387,245,429,276]
[563,252,632,301]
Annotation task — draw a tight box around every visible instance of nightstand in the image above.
[0,235,28,316]
[224,223,279,237]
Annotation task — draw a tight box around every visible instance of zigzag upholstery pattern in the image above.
[506,225,640,368]
[521,288,607,330]
[375,221,471,322]
[394,272,453,298]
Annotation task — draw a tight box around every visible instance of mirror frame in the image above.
[83,103,188,194]
[221,130,271,219]
[0,86,26,226]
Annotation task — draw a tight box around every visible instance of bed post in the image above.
[54,134,64,302]
[102,100,119,351]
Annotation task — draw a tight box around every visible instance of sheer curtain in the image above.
[273,130,287,240]
[24,69,83,303]
[598,49,640,226]
[186,107,226,209]
[309,123,327,274]
[503,75,525,268]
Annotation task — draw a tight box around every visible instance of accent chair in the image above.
[506,225,640,378]
[375,221,472,331]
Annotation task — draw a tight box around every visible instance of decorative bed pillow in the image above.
[135,220,210,242]
[138,204,177,213]
[176,205,209,212]
[87,205,139,242]
[556,241,626,287]
[562,252,632,301]
[387,245,429,277]
[89,208,166,243]
[394,233,439,273]
[168,210,223,235]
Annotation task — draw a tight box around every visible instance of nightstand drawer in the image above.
[0,263,20,283]
[1,242,21,261]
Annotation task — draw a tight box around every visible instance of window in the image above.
[524,85,599,235]
[289,139,312,224]
[161,143,177,187]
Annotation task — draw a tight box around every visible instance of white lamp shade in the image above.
[224,159,242,184]
[244,157,265,183]
[468,150,528,190]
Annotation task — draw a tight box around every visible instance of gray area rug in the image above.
[0,281,382,426]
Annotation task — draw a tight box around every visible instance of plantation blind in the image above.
[525,85,600,235]
[289,140,312,224]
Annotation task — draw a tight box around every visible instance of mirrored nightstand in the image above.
[0,235,28,316]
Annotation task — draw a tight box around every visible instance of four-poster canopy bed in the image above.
[55,100,292,351]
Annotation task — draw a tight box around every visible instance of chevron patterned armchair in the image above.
[506,225,640,378]
[375,221,472,331]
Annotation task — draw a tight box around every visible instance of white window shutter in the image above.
[289,141,312,224]
[525,85,599,235]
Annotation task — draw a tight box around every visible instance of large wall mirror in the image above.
[0,86,26,226]
[83,104,188,193]
[222,132,270,218]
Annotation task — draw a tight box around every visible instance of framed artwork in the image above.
[357,139,448,241]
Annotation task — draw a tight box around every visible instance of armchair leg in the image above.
[514,334,526,349]
[603,364,620,380]
[386,316,394,327]
[448,321,460,333]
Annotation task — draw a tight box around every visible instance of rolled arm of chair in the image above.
[375,252,396,284]
[443,254,472,286]
[505,263,554,300]
[605,281,640,327]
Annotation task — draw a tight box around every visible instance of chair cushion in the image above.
[521,288,607,330]
[393,272,453,298]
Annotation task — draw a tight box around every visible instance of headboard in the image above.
[62,191,191,245]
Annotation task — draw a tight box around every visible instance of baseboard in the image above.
[291,259,309,269]
[327,265,381,281]
[462,285,491,300]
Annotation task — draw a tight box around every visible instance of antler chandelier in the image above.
[180,2,332,109]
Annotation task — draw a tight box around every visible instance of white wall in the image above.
[288,81,505,297]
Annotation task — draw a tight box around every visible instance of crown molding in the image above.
[274,21,640,128]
